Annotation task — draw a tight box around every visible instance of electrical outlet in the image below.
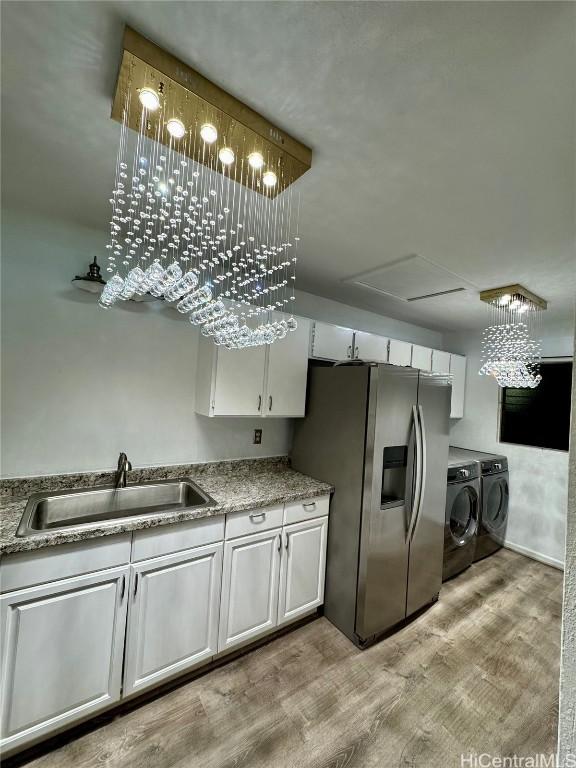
[253,429,262,445]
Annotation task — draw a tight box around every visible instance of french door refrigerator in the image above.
[291,362,451,647]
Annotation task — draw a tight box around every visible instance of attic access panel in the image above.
[345,254,475,302]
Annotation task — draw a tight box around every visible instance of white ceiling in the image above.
[2,1,575,335]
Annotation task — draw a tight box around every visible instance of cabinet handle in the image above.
[303,502,317,511]
[347,345,352,359]
[257,395,262,411]
[133,573,139,599]
[354,346,359,359]
[120,574,126,602]
[268,395,272,411]
[285,531,289,552]
[249,511,266,521]
[277,533,282,552]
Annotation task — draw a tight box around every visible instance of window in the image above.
[499,360,572,451]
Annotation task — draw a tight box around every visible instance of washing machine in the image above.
[443,459,480,581]
[474,454,509,561]
[449,447,509,562]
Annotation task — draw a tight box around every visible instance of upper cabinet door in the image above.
[0,566,129,755]
[123,543,223,697]
[212,345,266,416]
[431,350,451,375]
[411,345,433,372]
[265,316,311,417]
[449,354,467,418]
[388,339,412,367]
[353,331,389,362]
[310,322,354,361]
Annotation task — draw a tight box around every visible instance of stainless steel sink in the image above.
[16,478,217,537]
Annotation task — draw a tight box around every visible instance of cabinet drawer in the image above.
[132,516,224,562]
[0,534,131,594]
[283,495,330,525]
[225,505,284,540]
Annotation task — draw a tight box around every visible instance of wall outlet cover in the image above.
[253,429,262,445]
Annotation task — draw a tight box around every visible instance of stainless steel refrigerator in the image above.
[291,362,451,647]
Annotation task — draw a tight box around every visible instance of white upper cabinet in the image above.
[196,340,266,417]
[431,350,451,375]
[195,315,309,417]
[388,339,412,367]
[123,543,223,697]
[411,345,433,371]
[310,322,354,361]
[264,315,311,417]
[0,566,129,755]
[353,331,389,362]
[449,354,466,418]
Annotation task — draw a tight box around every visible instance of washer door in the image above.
[484,476,509,534]
[449,485,479,546]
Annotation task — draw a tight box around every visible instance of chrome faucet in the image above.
[115,452,132,489]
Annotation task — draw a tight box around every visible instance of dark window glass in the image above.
[500,361,572,451]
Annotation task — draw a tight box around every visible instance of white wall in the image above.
[0,209,441,478]
[445,331,573,569]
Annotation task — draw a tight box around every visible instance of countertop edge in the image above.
[0,484,333,557]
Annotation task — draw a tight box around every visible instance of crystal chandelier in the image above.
[99,27,312,349]
[479,285,546,388]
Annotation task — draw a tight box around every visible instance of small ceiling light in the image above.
[219,147,235,165]
[248,151,265,170]
[72,257,106,294]
[138,87,160,111]
[166,118,186,139]
[200,123,218,143]
[498,294,512,306]
[262,170,277,188]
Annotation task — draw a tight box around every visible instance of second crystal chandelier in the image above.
[479,285,546,388]
[99,27,312,349]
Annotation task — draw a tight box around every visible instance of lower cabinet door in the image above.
[123,542,223,696]
[0,566,129,755]
[278,517,328,626]
[218,528,282,652]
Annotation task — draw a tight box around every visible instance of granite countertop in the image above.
[0,457,333,556]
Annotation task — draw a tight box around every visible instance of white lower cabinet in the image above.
[123,543,223,696]
[0,494,331,756]
[0,566,129,754]
[278,517,328,626]
[218,528,282,653]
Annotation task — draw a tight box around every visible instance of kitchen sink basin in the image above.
[16,478,217,537]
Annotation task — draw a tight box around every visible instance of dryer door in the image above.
[483,475,509,538]
[449,483,479,546]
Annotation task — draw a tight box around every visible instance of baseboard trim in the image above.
[504,540,564,571]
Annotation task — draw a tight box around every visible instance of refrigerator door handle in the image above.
[407,405,423,539]
[409,404,427,542]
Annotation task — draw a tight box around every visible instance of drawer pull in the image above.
[120,574,126,602]
[249,512,266,522]
[303,502,317,511]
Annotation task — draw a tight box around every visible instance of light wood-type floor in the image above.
[17,549,563,768]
